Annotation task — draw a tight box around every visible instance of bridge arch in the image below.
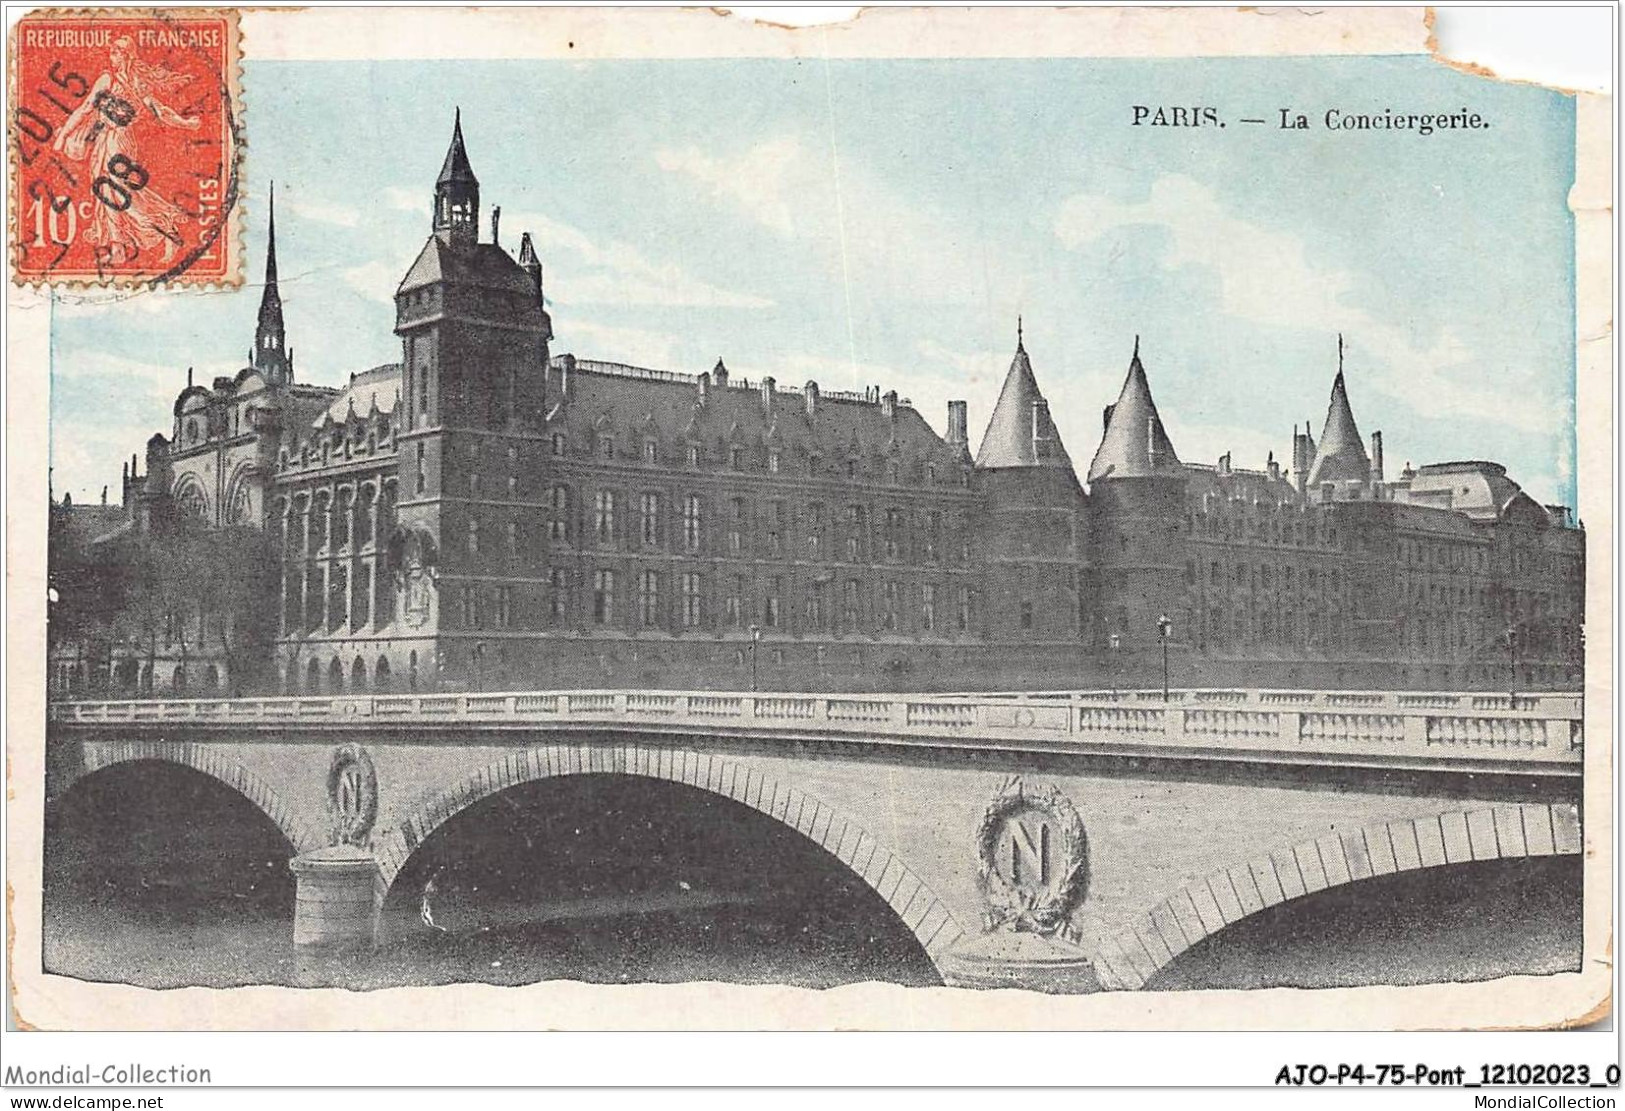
[1095,802,1583,991]
[374,742,969,972]
[59,739,325,855]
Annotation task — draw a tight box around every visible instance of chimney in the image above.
[1032,398,1052,458]
[101,484,108,506]
[1267,451,1280,482]
[1370,430,1385,483]
[713,358,728,388]
[491,205,501,246]
[1218,451,1232,476]
[881,389,898,420]
[1102,404,1116,434]
[559,353,575,399]
[804,380,819,416]
[698,371,710,401]
[761,376,775,413]
[187,367,194,389]
[947,400,968,446]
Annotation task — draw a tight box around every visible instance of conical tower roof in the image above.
[1306,366,1370,486]
[974,323,1073,470]
[1086,339,1180,483]
[438,108,478,186]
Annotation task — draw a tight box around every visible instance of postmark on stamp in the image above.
[9,8,241,287]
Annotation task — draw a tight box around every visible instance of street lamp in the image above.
[1108,633,1122,700]
[1156,614,1172,702]
[749,623,761,692]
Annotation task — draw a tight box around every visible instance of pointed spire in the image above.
[975,329,1074,470]
[252,184,290,384]
[439,107,477,185]
[1306,339,1370,487]
[1086,340,1180,483]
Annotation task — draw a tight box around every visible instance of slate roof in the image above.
[397,236,537,297]
[317,364,403,426]
[1086,342,1181,483]
[973,334,1073,470]
[1306,371,1371,486]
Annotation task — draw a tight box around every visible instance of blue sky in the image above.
[50,54,1577,507]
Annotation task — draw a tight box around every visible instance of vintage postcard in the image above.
[5,5,1613,1038]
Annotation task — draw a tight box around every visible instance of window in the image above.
[461,586,479,627]
[922,584,936,632]
[600,436,615,460]
[549,569,569,619]
[847,459,858,480]
[495,586,513,629]
[550,433,566,457]
[926,462,937,483]
[725,577,743,627]
[885,508,904,561]
[639,571,661,627]
[1020,600,1033,629]
[807,503,824,557]
[640,492,661,547]
[507,473,518,497]
[728,497,744,554]
[729,445,744,471]
[957,586,970,631]
[807,583,825,630]
[594,490,616,545]
[466,516,480,554]
[506,520,518,558]
[681,572,703,628]
[846,536,860,562]
[882,581,899,631]
[643,439,658,463]
[686,444,700,467]
[469,471,481,497]
[768,450,781,474]
[765,577,782,628]
[887,461,899,485]
[843,580,861,631]
[415,443,427,495]
[592,570,616,624]
[548,485,570,541]
[682,494,702,553]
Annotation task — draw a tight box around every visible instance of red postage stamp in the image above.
[9,8,241,286]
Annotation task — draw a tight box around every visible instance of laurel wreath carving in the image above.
[326,743,379,847]
[974,776,1089,936]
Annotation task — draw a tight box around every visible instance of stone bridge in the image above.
[46,686,1584,992]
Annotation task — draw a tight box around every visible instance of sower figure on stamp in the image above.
[53,35,200,267]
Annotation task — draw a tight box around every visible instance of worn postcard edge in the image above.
[3,4,1614,1033]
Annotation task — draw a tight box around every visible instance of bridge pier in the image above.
[938,932,1101,993]
[289,846,383,950]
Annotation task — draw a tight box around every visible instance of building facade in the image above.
[50,116,1586,697]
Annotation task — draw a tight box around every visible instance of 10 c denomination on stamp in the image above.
[10,8,241,286]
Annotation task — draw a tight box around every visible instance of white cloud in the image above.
[655,139,802,236]
[1054,175,1564,437]
[338,259,406,304]
[655,137,1027,311]
[508,210,772,309]
[283,196,361,228]
[554,319,685,369]
[382,185,423,214]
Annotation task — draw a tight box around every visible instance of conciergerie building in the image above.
[56,116,1585,697]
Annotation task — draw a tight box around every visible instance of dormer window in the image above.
[729,446,744,471]
[768,450,781,474]
[687,444,700,467]
[600,436,615,461]
[886,461,899,485]
[847,459,858,480]
[926,462,937,483]
[551,433,566,457]
[644,439,658,463]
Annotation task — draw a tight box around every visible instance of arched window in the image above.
[329,657,344,693]
[376,656,391,691]
[205,664,220,690]
[307,657,321,693]
[352,655,367,691]
[172,665,187,693]
[408,650,419,691]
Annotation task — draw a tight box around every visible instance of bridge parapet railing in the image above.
[49,686,1583,772]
